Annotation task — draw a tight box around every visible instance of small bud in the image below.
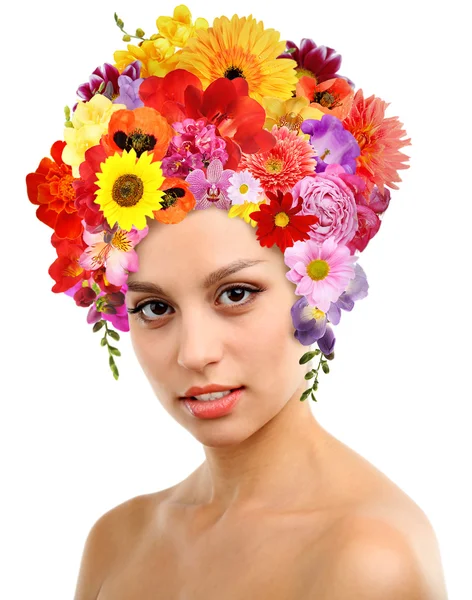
[313,381,319,391]
[109,346,121,357]
[64,105,71,119]
[310,393,318,402]
[150,33,160,40]
[108,330,120,341]
[92,321,104,333]
[300,389,311,402]
[322,362,330,374]
[314,349,321,355]
[64,121,73,128]
[304,371,314,380]
[299,350,317,365]
[135,28,145,37]
[100,338,107,346]
[326,352,335,361]
[122,34,131,42]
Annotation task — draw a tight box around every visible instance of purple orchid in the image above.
[74,60,142,110]
[185,159,235,210]
[301,114,360,174]
[278,39,354,88]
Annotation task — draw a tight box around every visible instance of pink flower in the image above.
[284,236,357,312]
[185,158,235,209]
[292,164,364,247]
[346,204,381,253]
[79,223,149,286]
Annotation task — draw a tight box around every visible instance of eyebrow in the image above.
[127,259,267,296]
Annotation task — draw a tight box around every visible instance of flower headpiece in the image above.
[26,5,410,402]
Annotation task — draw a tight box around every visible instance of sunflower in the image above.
[176,14,298,103]
[94,148,165,231]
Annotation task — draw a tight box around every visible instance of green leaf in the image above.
[93,320,105,333]
[300,389,311,402]
[299,351,317,365]
[108,330,120,341]
[310,393,318,402]
[108,346,121,357]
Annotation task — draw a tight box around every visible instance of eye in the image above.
[127,284,266,324]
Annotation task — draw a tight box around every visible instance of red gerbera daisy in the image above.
[240,125,316,194]
[249,190,319,253]
[343,89,411,199]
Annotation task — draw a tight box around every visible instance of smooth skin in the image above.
[74,206,448,599]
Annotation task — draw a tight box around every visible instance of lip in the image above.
[181,383,242,398]
[182,387,245,419]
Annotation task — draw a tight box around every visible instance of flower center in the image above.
[111,230,132,252]
[224,65,245,80]
[239,183,249,194]
[313,91,342,110]
[278,111,303,133]
[58,174,76,205]
[112,174,144,207]
[312,308,325,320]
[274,212,290,227]
[296,67,317,82]
[113,128,157,157]
[265,157,284,173]
[307,259,330,281]
[161,186,185,209]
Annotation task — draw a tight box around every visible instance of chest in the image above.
[96,508,338,600]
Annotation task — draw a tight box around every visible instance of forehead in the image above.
[132,207,279,280]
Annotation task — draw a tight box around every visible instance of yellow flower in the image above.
[156,4,209,48]
[261,96,324,138]
[62,95,126,177]
[176,14,298,103]
[94,148,165,231]
[114,37,180,78]
[228,197,267,228]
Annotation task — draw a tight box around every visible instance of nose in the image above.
[176,308,224,372]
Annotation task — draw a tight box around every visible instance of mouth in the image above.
[179,386,244,400]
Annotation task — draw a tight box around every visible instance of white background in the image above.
[1,0,470,598]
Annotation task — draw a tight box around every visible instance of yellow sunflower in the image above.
[176,14,298,103]
[94,148,165,231]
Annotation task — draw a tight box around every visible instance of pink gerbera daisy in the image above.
[284,236,357,312]
[239,125,316,194]
[343,89,411,199]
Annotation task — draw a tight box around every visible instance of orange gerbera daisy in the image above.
[240,125,317,194]
[100,107,174,161]
[296,76,354,121]
[342,89,411,197]
[152,177,196,224]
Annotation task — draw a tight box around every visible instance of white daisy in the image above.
[227,170,262,205]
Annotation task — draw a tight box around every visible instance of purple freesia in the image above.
[278,39,354,88]
[87,290,130,332]
[326,264,369,325]
[114,75,144,109]
[301,114,360,174]
[74,60,141,110]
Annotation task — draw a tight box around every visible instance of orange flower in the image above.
[296,76,354,121]
[152,177,196,224]
[26,140,82,239]
[100,107,174,161]
[342,89,411,197]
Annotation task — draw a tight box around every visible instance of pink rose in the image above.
[292,164,362,246]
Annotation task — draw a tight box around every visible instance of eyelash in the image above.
[127,284,267,324]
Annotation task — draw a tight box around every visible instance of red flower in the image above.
[249,191,319,253]
[296,76,354,121]
[26,140,83,239]
[184,77,276,156]
[49,233,88,293]
[73,144,110,229]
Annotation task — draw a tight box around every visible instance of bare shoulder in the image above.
[311,512,448,600]
[73,491,164,600]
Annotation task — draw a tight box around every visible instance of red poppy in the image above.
[249,191,319,254]
[73,144,109,229]
[152,177,196,224]
[100,107,174,161]
[49,233,87,293]
[26,140,83,240]
[184,77,276,155]
[139,69,203,124]
[296,76,354,121]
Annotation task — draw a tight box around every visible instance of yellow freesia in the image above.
[62,95,126,177]
[114,37,180,78]
[156,4,208,48]
[261,96,324,138]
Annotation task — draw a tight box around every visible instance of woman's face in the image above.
[126,206,309,445]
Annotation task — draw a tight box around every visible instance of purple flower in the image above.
[161,151,204,178]
[185,159,235,210]
[87,291,130,332]
[114,75,144,109]
[278,39,354,88]
[74,61,141,109]
[301,114,360,174]
[290,263,368,353]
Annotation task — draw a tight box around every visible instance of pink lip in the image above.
[182,387,244,419]
[182,383,242,397]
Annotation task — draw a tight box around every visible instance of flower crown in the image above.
[26,5,410,402]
